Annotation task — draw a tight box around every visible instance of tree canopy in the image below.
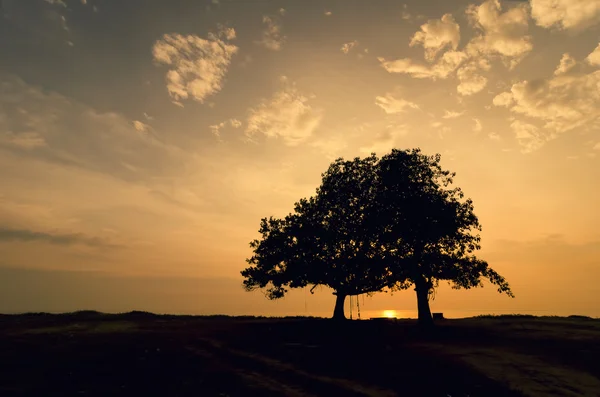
[242,155,392,319]
[373,149,513,326]
[241,148,513,323]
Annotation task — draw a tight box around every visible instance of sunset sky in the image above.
[1,0,599,317]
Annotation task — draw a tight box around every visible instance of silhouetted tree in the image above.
[242,148,513,325]
[241,155,393,320]
[373,149,513,327]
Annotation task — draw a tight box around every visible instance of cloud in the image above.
[359,124,409,155]
[510,120,554,153]
[466,0,532,68]
[341,41,359,54]
[493,66,600,134]
[209,118,242,140]
[492,91,514,107]
[442,110,465,119]
[310,135,348,160]
[410,14,461,61]
[379,50,467,79]
[488,131,501,141]
[554,53,576,75]
[0,74,187,183]
[152,29,238,104]
[132,120,150,132]
[456,59,490,95]
[324,10,333,16]
[44,0,67,7]
[0,131,46,149]
[530,0,600,31]
[401,4,412,21]
[381,1,530,95]
[256,15,286,51]
[374,93,419,114]
[0,227,119,248]
[594,142,600,150]
[586,43,600,67]
[245,78,323,146]
[473,118,483,132]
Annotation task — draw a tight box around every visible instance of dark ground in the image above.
[0,312,598,397]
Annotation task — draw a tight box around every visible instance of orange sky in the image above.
[0,0,599,317]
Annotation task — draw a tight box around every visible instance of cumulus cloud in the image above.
[245,78,323,146]
[493,69,600,134]
[0,74,187,182]
[256,15,286,51]
[379,50,467,79]
[341,41,359,54]
[152,29,238,105]
[466,0,532,68]
[530,0,600,31]
[374,93,419,114]
[554,53,576,75]
[492,91,514,107]
[456,59,490,95]
[586,43,600,67]
[410,14,461,61]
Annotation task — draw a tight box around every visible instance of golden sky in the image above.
[0,0,599,317]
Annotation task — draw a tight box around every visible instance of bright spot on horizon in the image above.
[382,310,397,318]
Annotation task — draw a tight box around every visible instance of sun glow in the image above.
[382,310,397,318]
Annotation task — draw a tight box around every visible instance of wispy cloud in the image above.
[209,118,242,141]
[341,40,359,54]
[374,92,419,114]
[245,77,323,146]
[510,120,553,154]
[0,227,120,248]
[256,14,286,51]
[379,50,467,79]
[359,124,409,155]
[0,73,188,183]
[473,118,483,132]
[442,110,465,119]
[152,28,238,105]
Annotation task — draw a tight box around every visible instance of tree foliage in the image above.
[241,155,392,319]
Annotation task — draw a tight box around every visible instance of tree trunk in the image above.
[415,283,434,328]
[332,292,347,320]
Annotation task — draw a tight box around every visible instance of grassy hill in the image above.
[0,312,598,396]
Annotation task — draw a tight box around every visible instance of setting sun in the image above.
[382,310,398,319]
